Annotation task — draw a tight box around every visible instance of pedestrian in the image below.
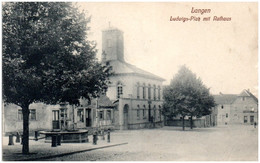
[254,122,257,128]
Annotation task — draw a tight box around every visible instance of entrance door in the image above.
[85,109,91,127]
[123,104,129,129]
[52,110,60,130]
[250,116,254,125]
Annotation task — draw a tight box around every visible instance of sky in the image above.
[77,2,258,96]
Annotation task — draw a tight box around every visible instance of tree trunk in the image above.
[22,104,30,154]
[182,116,185,131]
[190,116,193,129]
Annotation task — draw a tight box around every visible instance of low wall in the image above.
[166,119,206,128]
[128,121,164,130]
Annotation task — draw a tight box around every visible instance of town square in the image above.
[2,2,258,161]
[2,125,257,161]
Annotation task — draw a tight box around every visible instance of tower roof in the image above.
[102,26,123,33]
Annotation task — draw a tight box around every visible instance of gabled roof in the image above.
[213,94,237,105]
[239,89,258,103]
[213,90,258,105]
[91,94,114,108]
[80,95,114,109]
[108,60,165,81]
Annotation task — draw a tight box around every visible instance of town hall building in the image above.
[100,26,165,130]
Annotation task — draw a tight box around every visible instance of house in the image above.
[213,93,237,125]
[3,94,114,135]
[101,26,165,130]
[214,89,258,125]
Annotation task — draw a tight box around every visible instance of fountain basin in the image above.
[39,129,88,143]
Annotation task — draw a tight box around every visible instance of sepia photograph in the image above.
[2,2,258,161]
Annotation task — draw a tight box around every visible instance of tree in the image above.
[163,65,215,130]
[3,2,110,154]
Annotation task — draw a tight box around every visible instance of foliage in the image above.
[163,65,215,127]
[3,2,110,154]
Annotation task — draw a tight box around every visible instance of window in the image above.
[18,109,36,121]
[77,109,84,122]
[159,105,162,120]
[158,86,161,100]
[137,83,140,99]
[221,105,224,109]
[226,113,228,118]
[60,108,67,118]
[242,97,245,101]
[137,105,140,119]
[153,85,156,100]
[117,82,123,98]
[244,116,248,123]
[143,105,146,119]
[99,111,104,120]
[107,110,111,120]
[137,110,140,119]
[52,110,59,121]
[250,116,254,123]
[30,109,36,120]
[148,84,151,100]
[143,84,146,99]
[153,106,156,120]
[18,109,23,121]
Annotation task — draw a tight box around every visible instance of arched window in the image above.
[117,82,123,98]
[148,84,151,100]
[143,83,146,99]
[159,105,162,121]
[143,105,146,118]
[137,82,140,99]
[153,85,156,100]
[153,105,156,120]
[158,86,161,100]
[137,105,140,119]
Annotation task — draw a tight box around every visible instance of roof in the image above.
[88,94,114,108]
[239,89,258,103]
[213,94,237,105]
[96,95,114,108]
[213,90,258,105]
[102,26,122,32]
[108,60,165,81]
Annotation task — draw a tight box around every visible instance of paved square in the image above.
[3,125,258,161]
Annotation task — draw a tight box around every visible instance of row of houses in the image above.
[3,26,258,135]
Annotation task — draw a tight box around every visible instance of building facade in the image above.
[3,95,114,134]
[102,27,165,130]
[214,90,258,125]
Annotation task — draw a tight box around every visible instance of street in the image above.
[3,125,258,161]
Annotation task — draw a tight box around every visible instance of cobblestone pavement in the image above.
[2,125,258,161]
